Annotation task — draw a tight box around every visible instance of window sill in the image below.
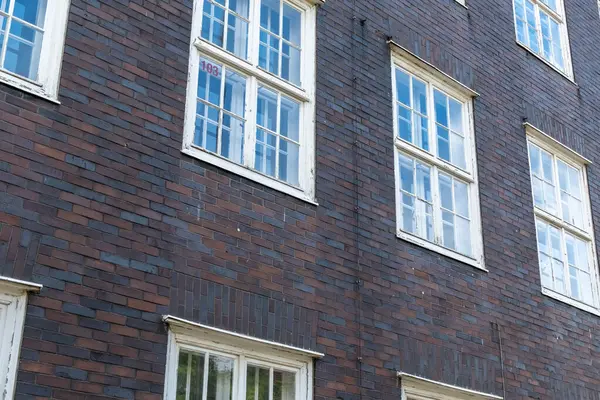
[541,287,600,317]
[515,41,576,85]
[0,70,60,104]
[182,147,318,205]
[454,0,468,9]
[397,230,486,271]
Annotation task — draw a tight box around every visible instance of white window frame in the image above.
[0,276,41,400]
[390,44,485,270]
[0,0,70,102]
[511,0,574,79]
[399,373,503,400]
[163,315,322,400]
[525,123,600,315]
[182,0,321,204]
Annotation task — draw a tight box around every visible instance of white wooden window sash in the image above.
[0,277,41,400]
[391,57,484,270]
[183,0,317,203]
[0,0,70,102]
[527,131,600,313]
[513,0,573,77]
[163,319,315,400]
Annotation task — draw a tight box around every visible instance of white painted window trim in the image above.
[0,277,41,400]
[511,0,574,80]
[399,373,503,400]
[390,45,485,271]
[525,124,600,315]
[182,0,318,204]
[162,315,320,400]
[0,0,70,103]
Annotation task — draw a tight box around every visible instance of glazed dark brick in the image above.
[1,0,600,399]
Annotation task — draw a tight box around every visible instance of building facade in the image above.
[1,0,600,399]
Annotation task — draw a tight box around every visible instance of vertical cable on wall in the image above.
[350,2,366,399]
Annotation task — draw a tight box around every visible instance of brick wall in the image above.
[1,0,600,399]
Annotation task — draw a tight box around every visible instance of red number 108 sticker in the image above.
[200,60,220,77]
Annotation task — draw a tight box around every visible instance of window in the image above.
[526,125,600,314]
[0,277,41,400]
[512,0,572,77]
[391,46,484,269]
[163,316,320,400]
[182,0,319,203]
[0,0,70,101]
[399,373,503,400]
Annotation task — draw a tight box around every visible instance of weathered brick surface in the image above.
[1,0,600,399]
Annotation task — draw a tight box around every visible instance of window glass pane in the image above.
[437,126,450,162]
[540,253,553,289]
[176,352,190,400]
[255,88,300,185]
[395,69,411,106]
[525,0,539,53]
[557,160,568,192]
[442,210,455,250]
[273,370,296,400]
[230,0,249,16]
[13,0,47,27]
[553,258,566,293]
[514,0,527,43]
[541,150,553,182]
[568,166,581,198]
[227,12,249,59]
[202,2,226,47]
[456,216,471,256]
[195,59,247,164]
[528,143,541,176]
[416,163,432,202]
[450,132,466,170]
[439,174,453,211]
[261,0,280,32]
[246,365,270,400]
[207,355,234,400]
[399,154,414,194]
[412,78,427,115]
[282,4,301,46]
[280,97,299,142]
[203,0,249,59]
[257,87,278,131]
[5,20,43,80]
[540,13,551,60]
[175,351,206,400]
[448,98,463,134]
[399,154,432,241]
[413,114,429,151]
[581,273,594,305]
[569,266,579,300]
[540,0,557,12]
[434,90,448,127]
[278,139,299,185]
[550,19,564,70]
[454,179,469,218]
[281,41,301,85]
[397,105,412,143]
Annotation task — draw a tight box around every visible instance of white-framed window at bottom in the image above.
[390,43,484,270]
[163,316,320,400]
[399,372,503,400]
[0,277,42,400]
[526,124,600,314]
